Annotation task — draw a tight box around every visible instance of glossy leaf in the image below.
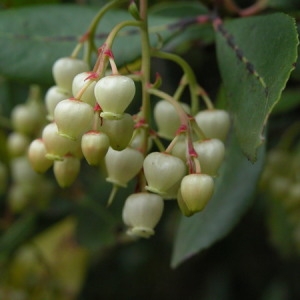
[0,3,210,84]
[0,5,129,84]
[215,13,298,161]
[171,133,265,268]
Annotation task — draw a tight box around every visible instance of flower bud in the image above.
[99,113,134,151]
[178,173,214,216]
[94,75,135,119]
[52,57,89,92]
[42,122,81,160]
[53,155,80,188]
[7,132,30,157]
[11,101,45,136]
[10,156,40,184]
[105,147,144,187]
[171,137,225,176]
[45,86,72,121]
[143,152,186,196]
[81,131,109,166]
[28,139,53,173]
[54,98,94,140]
[193,139,225,176]
[122,193,164,238]
[72,71,97,106]
[195,109,231,141]
[154,100,190,140]
[129,129,152,151]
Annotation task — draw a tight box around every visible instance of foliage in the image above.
[1,0,300,299]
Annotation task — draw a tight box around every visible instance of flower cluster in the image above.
[4,86,53,212]
[24,49,231,239]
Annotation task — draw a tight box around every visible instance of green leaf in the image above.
[162,22,214,53]
[0,4,210,84]
[75,197,119,252]
[272,88,300,114]
[215,13,298,161]
[0,77,11,122]
[0,5,128,84]
[1,0,59,8]
[171,133,265,268]
[150,1,208,17]
[290,23,300,81]
[150,1,214,52]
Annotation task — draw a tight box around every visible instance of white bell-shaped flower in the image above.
[178,173,214,216]
[105,147,144,187]
[54,98,94,140]
[53,154,80,188]
[52,57,89,92]
[193,139,225,176]
[28,139,53,173]
[81,130,109,166]
[72,71,96,106]
[194,109,230,141]
[45,86,71,121]
[99,113,134,151]
[122,193,164,238]
[154,100,190,140]
[42,122,81,160]
[143,152,186,196]
[94,75,135,119]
